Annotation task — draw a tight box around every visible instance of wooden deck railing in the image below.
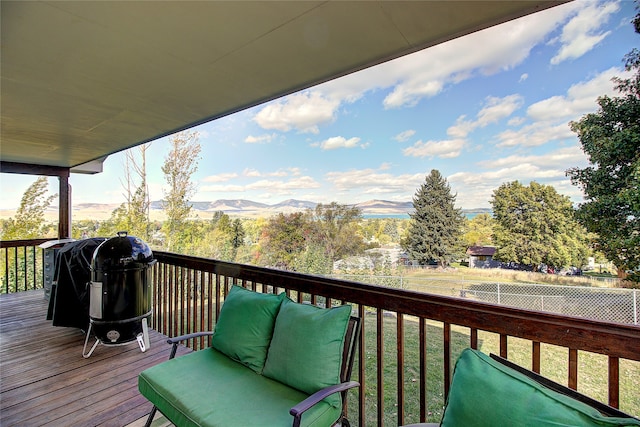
[151,251,640,426]
[0,239,49,294]
[2,240,639,425]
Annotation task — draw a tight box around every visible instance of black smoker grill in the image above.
[82,232,156,358]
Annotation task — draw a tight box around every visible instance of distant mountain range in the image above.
[70,198,491,217]
[145,199,416,214]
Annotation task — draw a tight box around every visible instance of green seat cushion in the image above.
[139,347,340,427]
[440,348,640,427]
[262,299,352,408]
[211,285,284,373]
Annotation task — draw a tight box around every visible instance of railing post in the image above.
[3,247,8,293]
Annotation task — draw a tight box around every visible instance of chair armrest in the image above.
[166,331,214,359]
[167,331,214,345]
[289,381,360,426]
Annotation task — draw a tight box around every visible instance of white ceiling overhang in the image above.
[1,1,566,171]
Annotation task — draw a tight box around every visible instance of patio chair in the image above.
[139,287,361,427]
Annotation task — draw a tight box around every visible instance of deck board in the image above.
[0,290,188,427]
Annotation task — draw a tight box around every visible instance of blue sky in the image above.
[1,0,637,211]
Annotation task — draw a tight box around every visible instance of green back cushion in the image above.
[441,348,640,427]
[211,285,284,373]
[262,298,352,407]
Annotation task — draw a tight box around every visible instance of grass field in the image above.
[403,265,620,287]
[348,313,640,426]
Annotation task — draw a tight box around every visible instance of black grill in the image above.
[83,231,155,357]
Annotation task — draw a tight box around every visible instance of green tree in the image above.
[203,215,245,261]
[259,212,310,269]
[566,13,640,283]
[98,145,152,240]
[402,170,464,267]
[294,244,332,275]
[491,181,589,270]
[307,202,365,263]
[462,213,495,248]
[2,177,57,239]
[161,131,201,251]
[123,145,152,240]
[96,204,130,238]
[231,219,245,250]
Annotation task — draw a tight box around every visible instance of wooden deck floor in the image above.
[0,290,188,427]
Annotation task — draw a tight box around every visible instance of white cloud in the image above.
[550,1,619,65]
[496,67,628,148]
[312,136,367,150]
[447,116,475,139]
[450,164,566,208]
[242,167,303,178]
[253,91,339,134]
[245,134,276,144]
[245,176,321,191]
[287,167,303,176]
[449,145,590,208]
[519,73,529,83]
[251,1,577,134]
[477,95,524,125]
[507,117,526,127]
[200,175,321,195]
[496,122,574,148]
[381,3,577,109]
[394,130,416,142]
[448,95,524,138]
[199,184,246,193]
[202,172,239,183]
[402,139,466,159]
[325,166,424,194]
[243,168,262,177]
[478,145,588,169]
[269,169,289,177]
[384,80,444,109]
[527,67,624,122]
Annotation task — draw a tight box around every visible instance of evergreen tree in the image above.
[402,170,463,266]
[231,218,245,250]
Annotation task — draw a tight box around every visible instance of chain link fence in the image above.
[332,275,639,325]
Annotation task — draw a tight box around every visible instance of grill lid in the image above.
[92,231,153,272]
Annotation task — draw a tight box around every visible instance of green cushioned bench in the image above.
[138,286,360,427]
[437,348,640,427]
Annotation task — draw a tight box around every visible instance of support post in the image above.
[58,172,71,239]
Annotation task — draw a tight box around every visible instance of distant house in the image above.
[466,246,498,268]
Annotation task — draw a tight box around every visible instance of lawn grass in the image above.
[403,265,619,288]
[348,313,640,426]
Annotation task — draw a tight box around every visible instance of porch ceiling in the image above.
[1,1,564,171]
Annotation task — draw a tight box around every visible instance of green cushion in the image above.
[440,348,640,427]
[262,299,352,408]
[210,285,284,373]
[139,347,341,427]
